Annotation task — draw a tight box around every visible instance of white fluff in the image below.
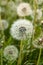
[4,45,18,61]
[7,1,16,17]
[17,2,32,17]
[37,0,43,4]
[10,19,33,40]
[0,19,9,30]
[32,9,42,20]
[1,0,7,6]
[32,35,43,48]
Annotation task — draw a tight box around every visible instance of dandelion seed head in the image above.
[7,1,17,17]
[32,9,42,20]
[36,9,42,19]
[0,19,9,30]
[4,45,18,61]
[1,0,7,6]
[0,7,5,13]
[10,19,33,40]
[7,1,16,11]
[37,0,43,5]
[32,35,43,48]
[17,2,32,17]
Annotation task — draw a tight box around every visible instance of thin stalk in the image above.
[1,49,3,65]
[36,26,43,65]
[36,48,42,65]
[0,14,3,65]
[0,11,5,65]
[33,0,38,24]
[17,40,23,65]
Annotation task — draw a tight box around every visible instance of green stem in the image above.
[1,49,3,65]
[36,48,42,65]
[0,12,5,65]
[0,14,3,65]
[17,40,23,65]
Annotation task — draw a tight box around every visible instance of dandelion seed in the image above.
[0,19,9,30]
[10,19,33,40]
[32,35,43,48]
[4,45,18,61]
[17,2,32,17]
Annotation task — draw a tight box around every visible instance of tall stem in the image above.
[1,49,3,65]
[0,12,3,65]
[36,48,42,65]
[0,9,5,65]
[17,40,23,65]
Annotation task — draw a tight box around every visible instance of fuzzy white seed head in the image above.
[7,1,16,11]
[4,45,18,61]
[1,0,7,6]
[36,9,42,19]
[10,19,33,40]
[0,7,5,13]
[17,2,32,17]
[37,0,43,5]
[7,1,16,17]
[32,9,42,20]
[0,19,9,30]
[32,35,43,48]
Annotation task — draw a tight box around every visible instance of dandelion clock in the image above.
[4,45,18,61]
[36,9,42,19]
[7,1,16,17]
[37,0,43,5]
[0,19,9,30]
[10,19,33,40]
[32,9,42,20]
[1,0,7,6]
[32,35,43,48]
[17,2,32,17]
[0,7,5,14]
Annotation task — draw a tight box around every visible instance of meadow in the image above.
[0,0,43,65]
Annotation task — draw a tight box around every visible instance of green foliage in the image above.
[0,0,43,65]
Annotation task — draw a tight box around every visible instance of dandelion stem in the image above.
[17,40,23,65]
[36,48,42,65]
[0,13,3,65]
[1,49,3,65]
[0,10,5,65]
